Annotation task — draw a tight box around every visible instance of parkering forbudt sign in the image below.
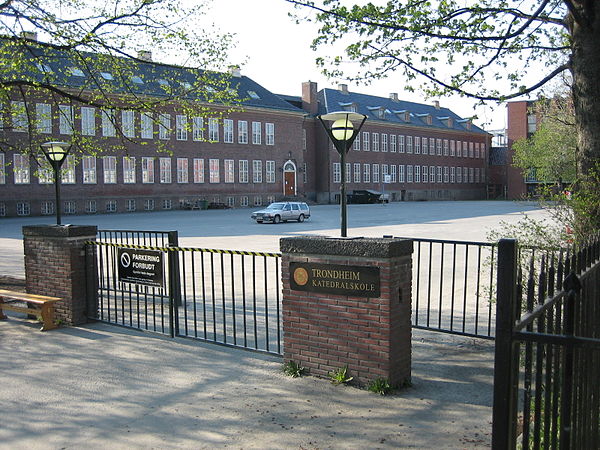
[117,248,164,288]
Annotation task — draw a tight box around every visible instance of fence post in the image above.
[492,238,519,449]
[168,231,180,338]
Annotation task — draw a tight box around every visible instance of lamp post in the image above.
[318,111,367,237]
[40,141,71,225]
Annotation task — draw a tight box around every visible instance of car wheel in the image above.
[273,215,281,224]
[298,214,305,223]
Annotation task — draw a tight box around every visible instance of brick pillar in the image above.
[281,236,413,387]
[23,225,97,326]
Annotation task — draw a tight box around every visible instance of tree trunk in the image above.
[570,3,600,177]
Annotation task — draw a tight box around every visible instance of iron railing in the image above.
[492,236,600,449]
[86,238,282,355]
[400,237,497,339]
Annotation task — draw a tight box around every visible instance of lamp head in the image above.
[41,141,70,163]
[331,118,354,142]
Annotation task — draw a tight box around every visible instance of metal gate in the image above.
[86,230,282,355]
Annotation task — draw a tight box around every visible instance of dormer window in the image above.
[457,118,472,130]
[437,116,453,128]
[416,113,432,125]
[100,72,113,80]
[35,62,52,73]
[131,76,144,84]
[339,102,357,113]
[405,111,411,122]
[367,106,387,119]
[69,67,85,77]
[181,82,193,90]
[158,79,170,87]
[247,90,260,99]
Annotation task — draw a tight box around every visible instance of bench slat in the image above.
[0,289,61,304]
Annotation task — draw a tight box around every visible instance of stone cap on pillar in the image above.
[23,224,98,238]
[280,235,412,258]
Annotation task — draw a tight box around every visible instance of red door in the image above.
[284,171,296,196]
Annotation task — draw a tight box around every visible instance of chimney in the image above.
[21,31,38,41]
[302,81,318,114]
[338,83,349,94]
[389,93,399,101]
[137,50,152,62]
[228,65,241,78]
[434,100,440,110]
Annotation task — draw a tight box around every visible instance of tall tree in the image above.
[0,0,236,157]
[287,1,598,177]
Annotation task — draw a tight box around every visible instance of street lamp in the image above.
[40,141,71,225]
[318,111,367,237]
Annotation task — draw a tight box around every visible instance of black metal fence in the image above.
[405,237,497,339]
[86,230,282,355]
[492,236,600,449]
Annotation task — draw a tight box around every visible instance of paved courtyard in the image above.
[0,200,548,279]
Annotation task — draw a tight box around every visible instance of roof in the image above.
[1,39,302,113]
[318,88,488,135]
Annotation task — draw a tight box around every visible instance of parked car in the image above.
[348,190,389,204]
[251,202,311,224]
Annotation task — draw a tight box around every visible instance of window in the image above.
[159,113,170,140]
[266,160,275,183]
[11,101,27,132]
[224,119,234,143]
[266,123,274,145]
[399,135,405,153]
[141,112,153,139]
[208,118,219,142]
[381,134,388,152]
[373,164,380,183]
[429,138,435,155]
[333,163,341,184]
[239,160,248,183]
[176,115,188,141]
[0,203,5,217]
[390,164,397,183]
[13,154,30,184]
[253,196,262,207]
[17,202,30,216]
[443,139,449,156]
[407,136,413,153]
[193,158,204,183]
[362,132,370,151]
[450,140,456,157]
[353,131,360,151]
[444,166,449,183]
[121,110,135,138]
[421,137,427,155]
[363,163,370,183]
[463,142,468,158]
[390,134,396,152]
[102,109,116,137]
[399,165,405,183]
[303,163,307,184]
[475,167,481,183]
[59,105,74,135]
[415,136,421,154]
[303,129,307,151]
[81,107,96,136]
[407,165,413,183]
[457,166,463,183]
[372,133,379,152]
[123,157,136,183]
[238,120,248,144]
[353,163,361,183]
[450,167,456,183]
[252,160,262,183]
[209,159,220,183]
[100,72,113,80]
[227,197,235,208]
[36,103,52,134]
[430,166,436,183]
[469,167,474,183]
[240,196,249,207]
[160,158,172,183]
[105,200,117,213]
[422,165,428,183]
[85,200,97,214]
[64,201,76,214]
[162,199,172,210]
[474,143,480,159]
[177,158,188,183]
[39,161,54,184]
[527,114,537,133]
[126,199,136,212]
[480,143,486,159]
[193,117,204,141]
[414,165,420,183]
[224,159,235,183]
[469,142,474,158]
[103,156,116,183]
[437,166,443,183]
[252,121,261,144]
[436,139,442,156]
[142,157,154,183]
[82,156,97,184]
[41,201,54,216]
[0,153,4,184]
[345,162,351,183]
[143,199,154,211]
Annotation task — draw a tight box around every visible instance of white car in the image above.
[251,202,311,224]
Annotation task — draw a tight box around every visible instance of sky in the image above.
[204,0,509,131]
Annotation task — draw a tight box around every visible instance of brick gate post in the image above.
[280,236,413,387]
[23,225,97,326]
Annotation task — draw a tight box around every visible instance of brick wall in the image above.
[23,225,97,325]
[281,236,413,387]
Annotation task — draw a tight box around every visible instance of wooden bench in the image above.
[0,289,62,331]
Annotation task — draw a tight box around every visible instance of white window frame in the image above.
[141,157,154,184]
[390,164,397,183]
[373,163,380,183]
[160,157,172,183]
[159,113,171,140]
[224,159,235,183]
[362,132,370,151]
[224,119,234,144]
[414,164,420,183]
[103,156,116,184]
[81,107,96,136]
[36,103,52,134]
[208,118,219,142]
[193,158,205,183]
[407,136,413,154]
[265,123,274,146]
[353,163,361,183]
[399,165,405,183]
[193,117,204,141]
[372,133,379,152]
[82,156,97,184]
[176,115,188,141]
[177,158,188,183]
[252,121,261,145]
[266,160,275,183]
[209,158,220,183]
[102,109,116,137]
[122,110,135,138]
[12,101,27,132]
[238,120,248,144]
[252,160,262,183]
[123,157,136,184]
[239,160,249,183]
[363,163,370,183]
[407,165,413,183]
[59,105,74,135]
[333,163,341,184]
[399,135,405,153]
[381,133,388,152]
[13,154,30,184]
[141,112,153,139]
